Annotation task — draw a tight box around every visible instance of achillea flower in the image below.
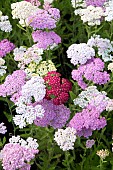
[86,139,95,148]
[73,86,110,112]
[67,43,95,66]
[96,149,109,160]
[0,122,7,134]
[74,5,105,26]
[0,15,12,32]
[87,35,113,62]
[44,71,72,105]
[54,127,77,151]
[0,70,26,98]
[34,99,71,128]
[0,136,39,170]
[85,0,107,7]
[104,0,113,22]
[0,39,15,58]
[13,76,46,128]
[32,30,61,50]
[14,45,43,69]
[11,1,38,26]
[26,7,60,30]
[0,58,7,76]
[69,104,107,138]
[72,58,110,89]
[25,60,57,78]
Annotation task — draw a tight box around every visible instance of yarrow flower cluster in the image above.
[96,149,109,160]
[34,99,70,128]
[0,122,7,134]
[0,70,26,101]
[74,5,105,26]
[73,86,110,112]
[87,35,113,62]
[72,58,110,89]
[86,139,95,148]
[54,127,77,151]
[11,1,38,26]
[25,60,57,77]
[26,7,60,30]
[66,43,95,66]
[32,30,61,50]
[44,71,72,105]
[104,0,113,22]
[13,45,43,69]
[0,58,7,76]
[13,76,46,128]
[69,104,107,138]
[0,39,15,58]
[0,136,39,170]
[0,11,12,32]
[85,0,107,7]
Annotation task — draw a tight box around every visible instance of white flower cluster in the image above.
[106,99,113,111]
[21,76,46,103]
[0,58,7,76]
[11,1,38,27]
[96,149,109,160]
[71,0,86,8]
[73,86,109,109]
[87,35,113,62]
[13,76,46,128]
[104,0,113,22]
[0,11,12,32]
[74,5,105,26]
[66,43,95,65]
[14,45,43,70]
[54,127,77,151]
[108,62,113,71]
[13,102,45,128]
[0,122,7,134]
[9,136,39,149]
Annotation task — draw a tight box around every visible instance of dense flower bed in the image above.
[0,0,113,169]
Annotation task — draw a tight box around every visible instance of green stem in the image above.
[65,151,71,170]
[6,96,16,135]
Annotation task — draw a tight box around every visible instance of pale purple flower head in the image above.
[86,139,95,148]
[26,7,60,30]
[72,58,110,89]
[85,0,107,7]
[1,143,38,170]
[34,99,70,129]
[0,39,15,58]
[0,70,26,99]
[32,30,61,50]
[68,104,107,138]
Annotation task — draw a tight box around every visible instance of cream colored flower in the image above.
[96,149,109,160]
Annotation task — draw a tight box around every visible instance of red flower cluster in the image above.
[44,71,72,105]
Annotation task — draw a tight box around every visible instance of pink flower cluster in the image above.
[44,71,72,105]
[27,7,60,30]
[34,99,70,128]
[32,30,61,49]
[69,104,107,138]
[1,143,38,170]
[85,0,107,7]
[72,58,110,89]
[0,39,15,58]
[0,70,26,102]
